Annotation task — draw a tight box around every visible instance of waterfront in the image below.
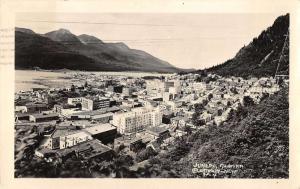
[15,70,172,92]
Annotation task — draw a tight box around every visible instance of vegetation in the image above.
[136,147,158,163]
[15,88,289,178]
[198,14,289,78]
[136,88,289,178]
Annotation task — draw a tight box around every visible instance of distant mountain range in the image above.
[15,28,194,73]
[198,14,289,78]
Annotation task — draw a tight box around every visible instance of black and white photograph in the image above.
[13,11,289,179]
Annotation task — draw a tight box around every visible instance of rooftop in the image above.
[56,139,112,159]
[70,107,119,116]
[146,125,169,136]
[30,113,59,119]
[51,128,80,138]
[171,116,189,122]
[84,123,116,135]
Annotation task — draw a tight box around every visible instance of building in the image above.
[146,80,181,96]
[81,98,94,111]
[25,103,48,113]
[108,85,123,93]
[15,106,27,113]
[53,104,63,114]
[170,116,189,129]
[164,80,181,94]
[81,97,110,111]
[43,128,93,150]
[91,112,113,123]
[146,79,164,96]
[145,124,171,140]
[15,113,31,121]
[163,92,176,102]
[29,113,59,122]
[67,97,82,106]
[123,87,134,96]
[55,139,114,161]
[84,123,117,144]
[114,136,144,151]
[112,106,163,134]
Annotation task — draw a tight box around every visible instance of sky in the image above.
[16,13,283,69]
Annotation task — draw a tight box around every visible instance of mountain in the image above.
[77,34,104,44]
[44,28,82,45]
[15,28,184,72]
[200,14,289,78]
[15,27,35,34]
[15,31,111,71]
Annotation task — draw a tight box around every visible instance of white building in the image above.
[43,129,93,150]
[67,97,83,106]
[112,106,163,134]
[146,79,164,96]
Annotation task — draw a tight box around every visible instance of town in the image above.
[14,72,287,174]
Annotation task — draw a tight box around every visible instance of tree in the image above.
[136,147,157,162]
[243,96,255,106]
[208,93,213,100]
[194,103,204,113]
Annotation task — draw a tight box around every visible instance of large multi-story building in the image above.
[164,80,181,93]
[146,80,181,96]
[67,97,83,106]
[81,97,110,111]
[81,98,94,111]
[146,79,164,96]
[112,106,163,134]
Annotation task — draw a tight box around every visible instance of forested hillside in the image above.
[140,88,288,178]
[201,14,289,78]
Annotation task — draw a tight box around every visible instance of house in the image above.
[175,129,188,137]
[170,116,189,128]
[200,111,212,123]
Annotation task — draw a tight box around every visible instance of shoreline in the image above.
[14,68,178,75]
